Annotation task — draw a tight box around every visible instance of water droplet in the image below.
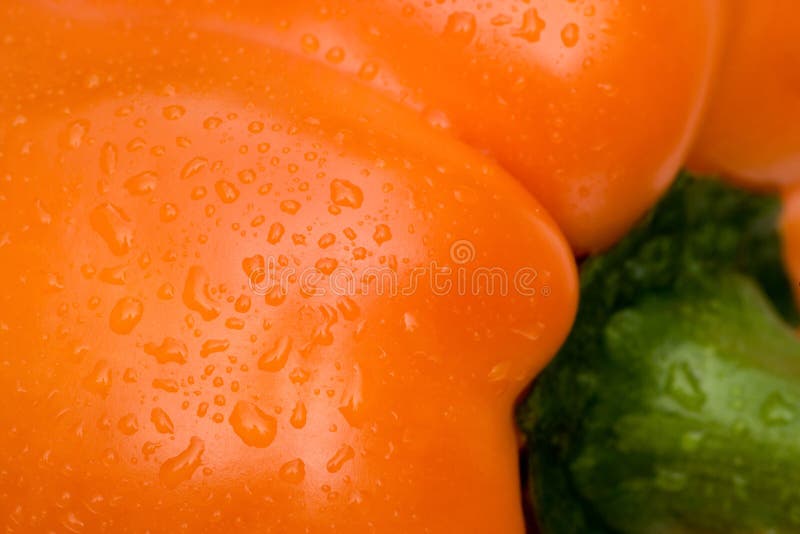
[145,337,188,364]
[127,137,146,151]
[423,107,452,130]
[279,458,305,483]
[229,401,277,448]
[326,444,354,473]
[157,283,175,299]
[100,142,117,175]
[358,61,379,81]
[124,171,159,196]
[247,122,264,134]
[200,338,230,357]
[68,344,90,364]
[290,401,307,429]
[561,23,580,47]
[88,296,102,310]
[311,304,338,345]
[90,203,134,256]
[453,186,479,205]
[159,203,179,222]
[230,170,254,189]
[215,180,240,204]
[183,266,221,321]
[33,199,52,225]
[373,224,392,245]
[139,252,152,269]
[225,317,245,330]
[760,392,795,426]
[181,157,208,180]
[268,223,285,244]
[300,34,319,53]
[339,364,365,428]
[101,448,119,466]
[280,200,301,214]
[153,378,180,393]
[61,511,85,533]
[242,254,266,284]
[488,360,512,382]
[117,413,139,435]
[162,105,186,120]
[264,286,287,306]
[330,179,363,208]
[512,8,546,42]
[666,362,706,411]
[318,233,336,249]
[123,368,138,382]
[159,436,204,488]
[63,119,90,149]
[443,12,476,44]
[234,294,251,313]
[109,297,144,335]
[45,271,65,292]
[336,296,360,321]
[98,265,127,285]
[83,360,112,397]
[325,46,345,63]
[142,441,160,458]
[203,117,222,129]
[315,258,338,275]
[289,367,311,384]
[403,312,418,333]
[259,336,292,372]
[97,416,112,431]
[491,14,512,26]
[191,186,207,200]
[151,407,175,434]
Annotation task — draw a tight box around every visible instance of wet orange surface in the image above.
[691,0,800,190]
[0,2,577,532]
[17,0,723,254]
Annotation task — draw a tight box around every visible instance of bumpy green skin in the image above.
[575,275,800,533]
[518,174,800,534]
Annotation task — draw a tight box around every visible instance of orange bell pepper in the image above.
[20,0,724,254]
[687,1,800,308]
[690,0,800,191]
[0,2,577,532]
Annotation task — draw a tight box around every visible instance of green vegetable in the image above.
[518,173,800,533]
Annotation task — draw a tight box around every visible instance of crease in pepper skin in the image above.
[781,186,800,309]
[0,3,578,532]
[23,0,724,254]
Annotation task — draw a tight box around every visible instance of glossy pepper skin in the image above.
[25,0,724,254]
[690,0,800,190]
[557,275,800,533]
[0,2,578,532]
